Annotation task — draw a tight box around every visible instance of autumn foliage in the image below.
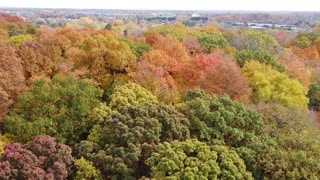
[1,14,320,179]
[0,44,25,122]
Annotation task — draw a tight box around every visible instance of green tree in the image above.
[239,133,320,179]
[235,50,285,72]
[104,23,113,30]
[145,139,253,179]
[176,90,263,147]
[198,34,230,53]
[121,39,151,61]
[77,102,190,179]
[308,84,320,110]
[292,36,312,48]
[242,61,309,108]
[107,82,158,111]
[4,75,102,145]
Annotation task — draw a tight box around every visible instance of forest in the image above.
[1,13,320,179]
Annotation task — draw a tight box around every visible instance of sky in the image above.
[1,0,320,11]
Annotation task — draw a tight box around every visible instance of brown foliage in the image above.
[291,46,319,61]
[268,30,297,47]
[0,44,25,121]
[146,33,190,64]
[278,49,311,87]
[17,42,61,78]
[133,60,180,103]
[182,36,205,55]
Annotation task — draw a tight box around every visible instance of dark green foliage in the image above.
[198,34,230,52]
[176,90,263,147]
[104,23,112,30]
[4,75,102,145]
[308,84,320,110]
[235,50,285,72]
[145,139,253,179]
[0,135,74,179]
[77,102,190,179]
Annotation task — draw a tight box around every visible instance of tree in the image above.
[121,39,151,61]
[141,49,179,75]
[145,33,190,64]
[278,49,311,88]
[242,61,309,108]
[0,44,25,122]
[231,30,280,53]
[77,34,136,90]
[107,82,158,111]
[17,41,61,78]
[0,28,8,40]
[236,133,320,179]
[77,102,190,179]
[198,34,230,53]
[177,52,251,103]
[176,53,221,88]
[235,50,285,72]
[104,23,113,30]
[74,157,102,180]
[133,60,181,104]
[145,23,192,41]
[291,36,312,48]
[196,51,252,103]
[0,135,74,179]
[182,36,205,55]
[308,84,320,110]
[291,46,319,60]
[253,102,317,137]
[145,139,253,179]
[267,30,296,47]
[7,34,32,46]
[0,14,33,37]
[176,90,263,147]
[0,134,13,157]
[4,75,102,145]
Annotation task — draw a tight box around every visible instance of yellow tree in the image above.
[78,34,136,90]
[242,61,309,108]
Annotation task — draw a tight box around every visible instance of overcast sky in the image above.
[1,0,320,11]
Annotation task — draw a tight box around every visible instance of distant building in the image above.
[191,13,201,18]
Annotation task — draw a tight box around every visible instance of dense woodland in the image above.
[1,13,320,179]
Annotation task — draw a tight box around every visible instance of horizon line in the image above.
[1,7,320,13]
